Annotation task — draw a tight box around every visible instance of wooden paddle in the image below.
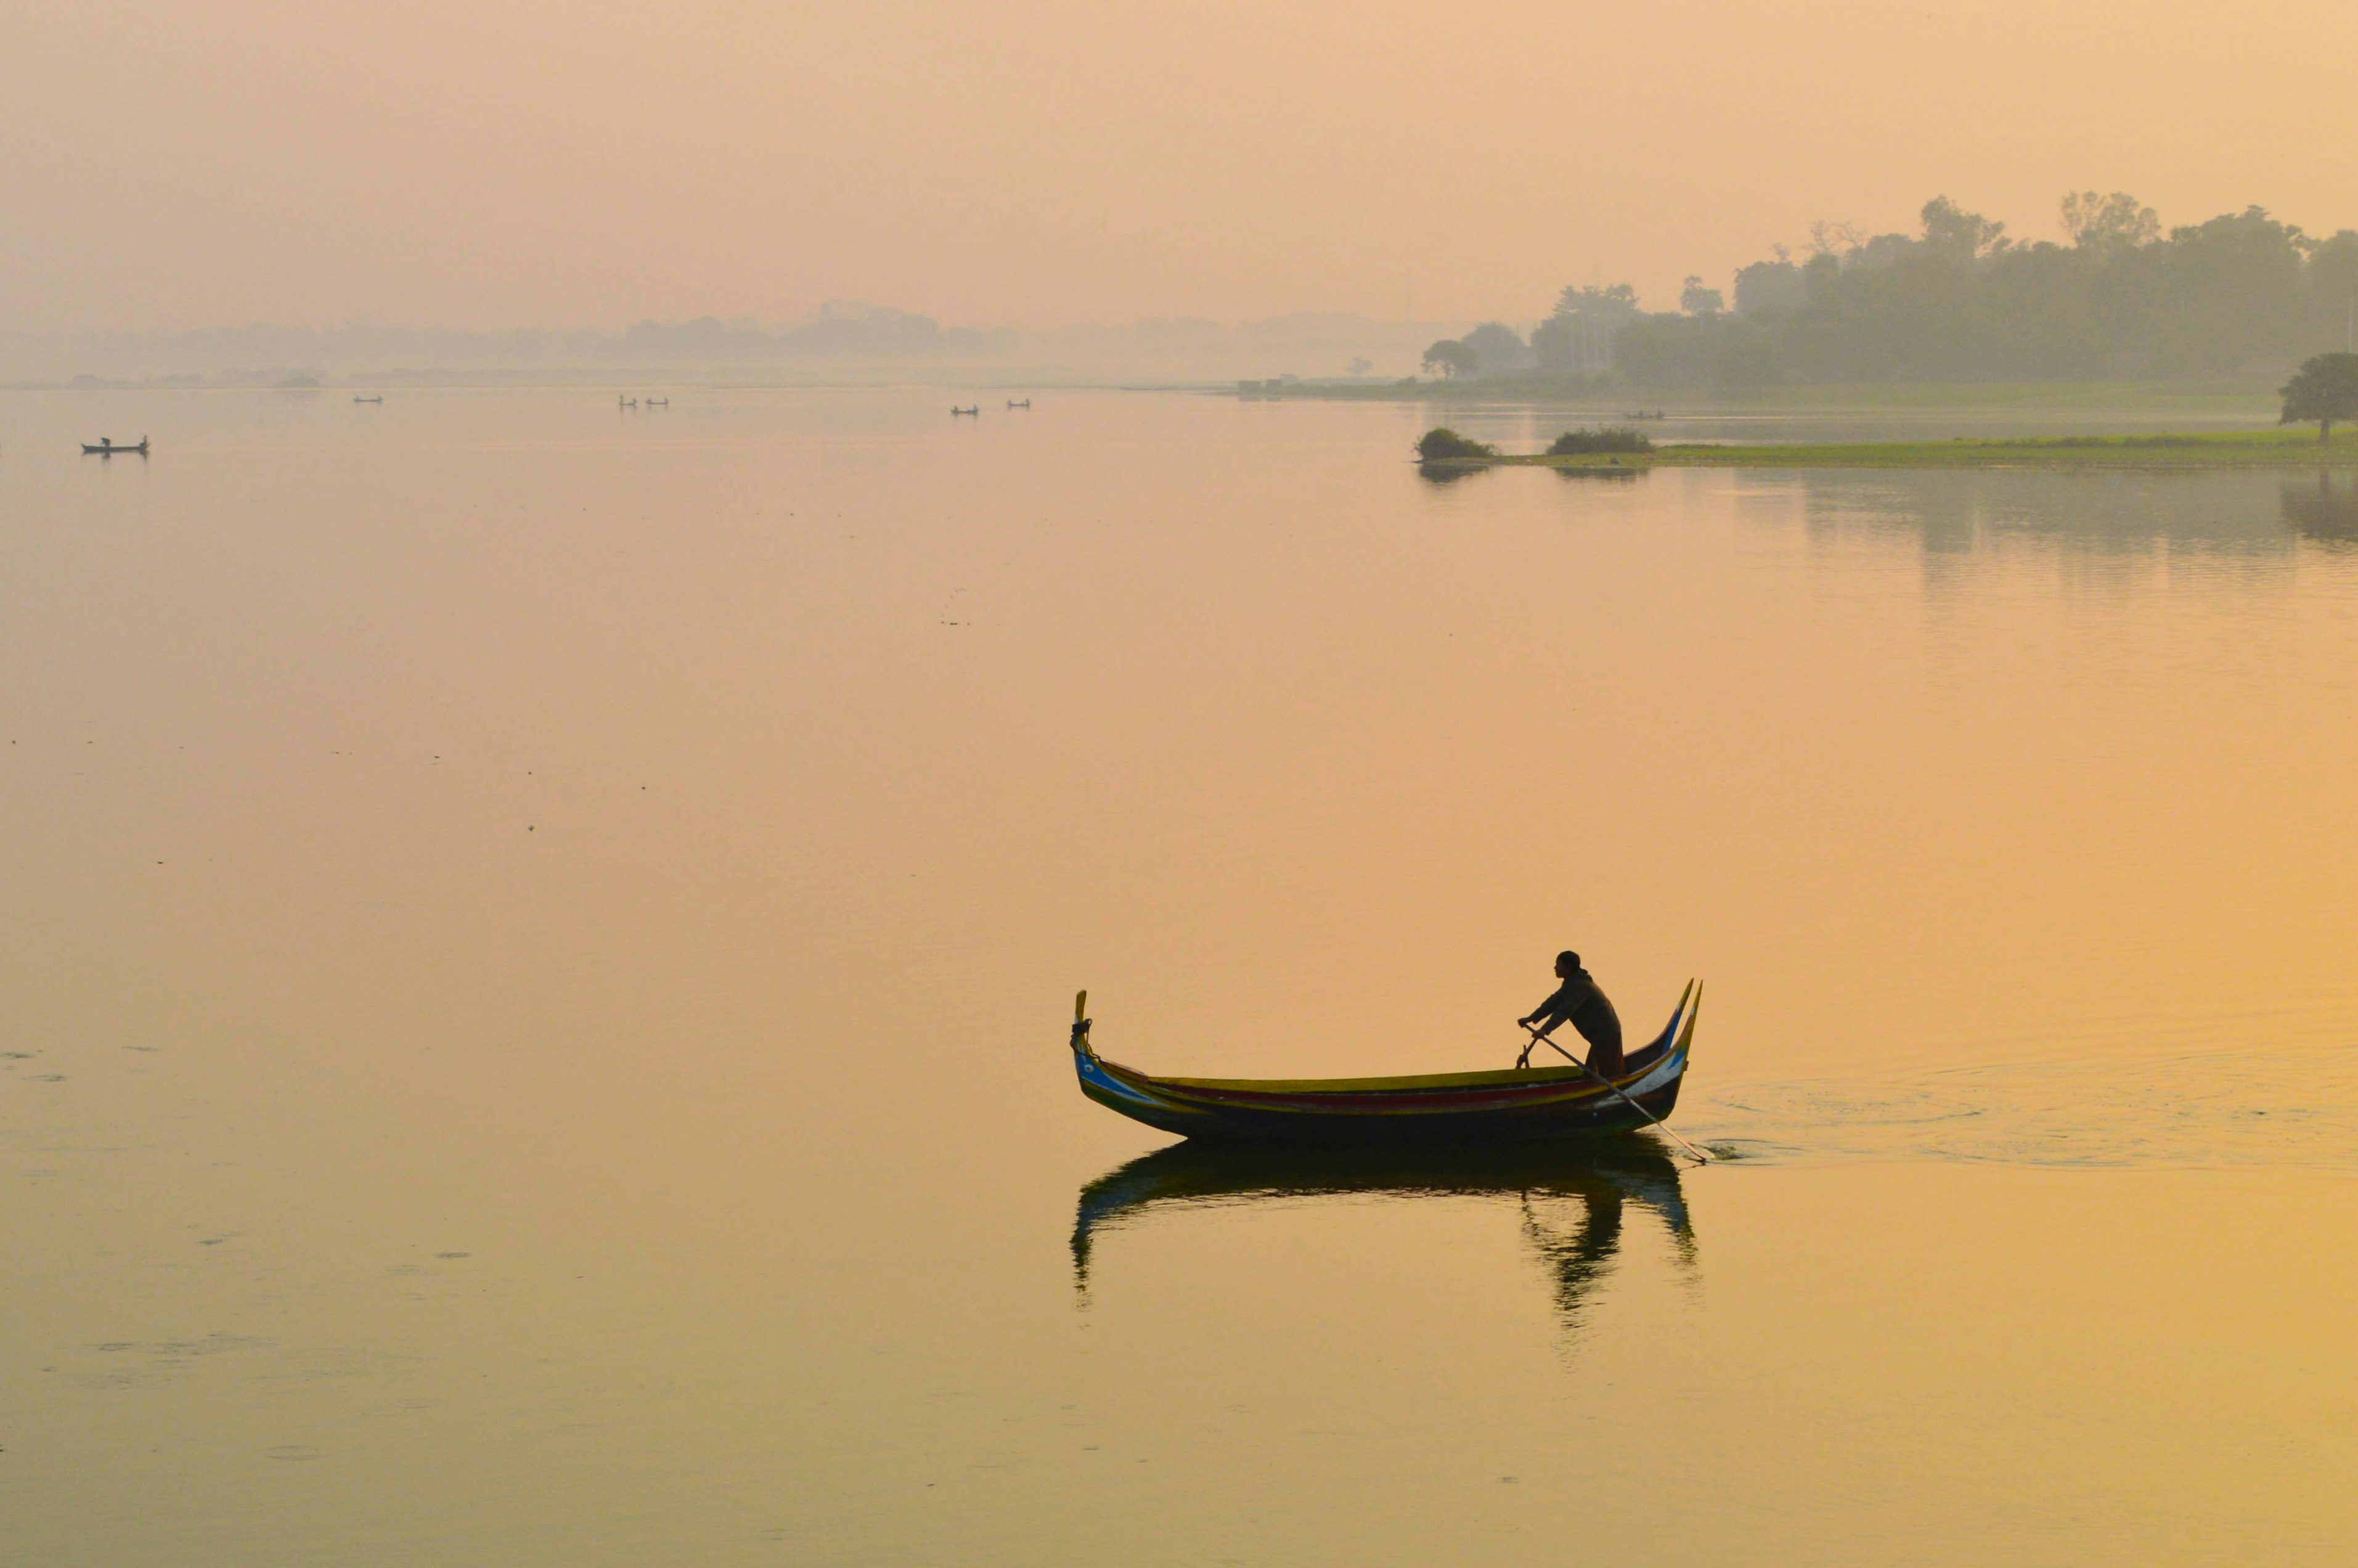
[1520,1022,1711,1166]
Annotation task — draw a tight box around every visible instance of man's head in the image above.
[1556,950,1581,979]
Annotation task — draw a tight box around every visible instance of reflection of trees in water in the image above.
[1791,470,2307,558]
[1422,462,1644,487]
[1763,468,2328,604]
[2281,473,2358,544]
[1071,1137,1694,1338]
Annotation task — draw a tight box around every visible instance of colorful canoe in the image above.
[1069,981,1699,1141]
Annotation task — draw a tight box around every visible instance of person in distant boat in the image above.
[1518,950,1624,1078]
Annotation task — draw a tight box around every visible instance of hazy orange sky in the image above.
[6,0,2352,331]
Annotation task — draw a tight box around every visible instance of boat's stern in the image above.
[1068,990,1223,1138]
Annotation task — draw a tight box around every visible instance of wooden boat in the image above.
[353,394,384,404]
[645,397,669,407]
[951,405,980,416]
[1070,981,1698,1141]
[81,436,149,455]
[1006,398,1032,409]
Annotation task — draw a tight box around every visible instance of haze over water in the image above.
[6,389,2357,1564]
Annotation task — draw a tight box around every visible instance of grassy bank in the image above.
[1429,430,2358,472]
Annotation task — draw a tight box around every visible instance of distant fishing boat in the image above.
[1006,398,1032,409]
[353,394,384,404]
[81,436,149,456]
[951,405,980,416]
[1619,409,1667,420]
[619,395,638,409]
[645,396,670,407]
[1069,982,1700,1141]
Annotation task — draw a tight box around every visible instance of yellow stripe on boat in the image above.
[1149,1064,1597,1093]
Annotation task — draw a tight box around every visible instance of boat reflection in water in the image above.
[1072,1136,1694,1336]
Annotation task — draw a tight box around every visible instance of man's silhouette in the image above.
[1518,950,1623,1077]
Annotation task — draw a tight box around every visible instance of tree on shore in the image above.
[2280,352,2358,441]
[1679,276,1725,316]
[1732,252,1806,320]
[1919,195,2008,261]
[1554,282,1639,319]
[1422,339,1477,380]
[1535,284,1642,375]
[2062,190,2160,252]
[1461,321,1532,376]
[1416,427,1496,461]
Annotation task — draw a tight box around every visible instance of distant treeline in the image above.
[4,306,1459,385]
[1429,195,2358,391]
[4,304,985,383]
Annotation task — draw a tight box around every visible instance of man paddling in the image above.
[1517,950,1623,1077]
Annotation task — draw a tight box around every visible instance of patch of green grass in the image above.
[1547,425,1654,455]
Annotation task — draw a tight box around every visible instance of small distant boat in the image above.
[951,406,980,417]
[618,396,638,409]
[1619,409,1668,420]
[1069,981,1699,1141]
[353,394,384,404]
[645,396,670,407]
[1006,398,1032,409]
[81,436,149,456]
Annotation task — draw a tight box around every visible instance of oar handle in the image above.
[1520,1023,1710,1166]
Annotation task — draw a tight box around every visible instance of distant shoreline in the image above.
[1248,377,2283,415]
[1424,431,2358,473]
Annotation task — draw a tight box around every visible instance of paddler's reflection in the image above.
[1521,1186,1625,1336]
[1071,1136,1695,1335]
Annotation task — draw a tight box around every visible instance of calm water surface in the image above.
[5,388,2356,1565]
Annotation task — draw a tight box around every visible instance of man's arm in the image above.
[1516,987,1569,1067]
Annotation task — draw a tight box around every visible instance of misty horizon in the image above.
[12,0,2356,334]
[14,186,2352,387]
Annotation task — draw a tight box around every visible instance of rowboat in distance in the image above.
[353,394,384,404]
[81,436,149,456]
[951,405,981,416]
[1006,398,1032,409]
[1071,1130,1695,1309]
[1070,981,1699,1142]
